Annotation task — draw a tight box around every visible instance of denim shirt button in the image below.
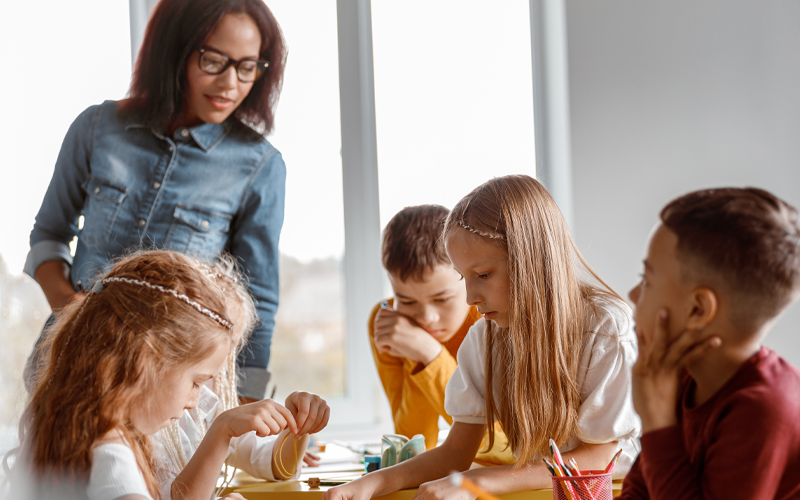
[153,182,161,189]
[139,219,146,226]
[181,129,189,137]
[93,187,100,194]
[168,145,174,152]
[201,220,209,228]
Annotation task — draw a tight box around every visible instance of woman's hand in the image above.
[284,391,330,436]
[215,399,298,440]
[633,309,720,434]
[413,476,476,500]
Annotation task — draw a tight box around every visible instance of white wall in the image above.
[566,1,800,365]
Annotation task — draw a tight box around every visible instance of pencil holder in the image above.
[551,471,612,500]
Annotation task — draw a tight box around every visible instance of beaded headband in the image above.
[458,221,506,241]
[94,277,233,329]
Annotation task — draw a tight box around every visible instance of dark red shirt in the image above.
[621,347,800,500]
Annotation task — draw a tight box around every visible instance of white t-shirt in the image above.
[87,443,153,500]
[152,384,297,499]
[444,297,641,478]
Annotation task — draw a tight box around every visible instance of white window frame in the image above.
[128,0,574,435]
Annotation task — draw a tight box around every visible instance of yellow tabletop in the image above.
[224,472,623,499]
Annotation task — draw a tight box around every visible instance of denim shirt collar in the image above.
[124,119,232,153]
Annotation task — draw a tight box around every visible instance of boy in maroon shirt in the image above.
[623,188,800,500]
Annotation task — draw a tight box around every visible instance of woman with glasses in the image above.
[24,0,286,406]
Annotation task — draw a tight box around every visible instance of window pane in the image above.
[371,0,536,226]
[266,0,347,399]
[0,0,131,462]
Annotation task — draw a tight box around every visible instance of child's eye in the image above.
[399,301,415,306]
[457,274,464,281]
[434,297,450,303]
[638,273,648,286]
[478,273,490,280]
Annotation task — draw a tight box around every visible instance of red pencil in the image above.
[603,449,623,474]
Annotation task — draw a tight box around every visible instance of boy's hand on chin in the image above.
[374,308,443,365]
[633,309,721,434]
[285,391,331,436]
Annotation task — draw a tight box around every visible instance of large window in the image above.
[0,0,132,460]
[266,1,348,401]
[371,0,536,228]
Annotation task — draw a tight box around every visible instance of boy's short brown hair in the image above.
[382,205,451,282]
[661,187,800,330]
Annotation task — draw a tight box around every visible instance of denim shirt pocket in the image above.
[80,176,128,244]
[165,204,232,258]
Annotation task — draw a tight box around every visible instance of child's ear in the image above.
[686,287,718,330]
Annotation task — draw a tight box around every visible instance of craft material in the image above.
[450,473,503,500]
[380,434,425,468]
[274,432,299,478]
[365,455,381,473]
[544,443,614,500]
[306,478,350,487]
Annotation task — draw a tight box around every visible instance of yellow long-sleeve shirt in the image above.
[368,300,514,465]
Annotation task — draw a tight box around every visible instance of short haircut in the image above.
[382,205,451,282]
[661,187,800,330]
[123,0,286,133]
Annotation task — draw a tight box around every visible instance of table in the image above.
[223,471,623,499]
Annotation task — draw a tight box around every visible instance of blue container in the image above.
[365,455,381,473]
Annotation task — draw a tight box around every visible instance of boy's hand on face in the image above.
[284,391,331,436]
[214,399,298,440]
[373,308,443,366]
[632,309,721,434]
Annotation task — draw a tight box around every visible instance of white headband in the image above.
[96,276,233,329]
[458,221,506,240]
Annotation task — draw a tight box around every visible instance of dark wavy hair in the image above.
[122,0,286,134]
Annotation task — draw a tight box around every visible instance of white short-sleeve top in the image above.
[87,443,153,500]
[444,296,641,477]
[152,384,293,499]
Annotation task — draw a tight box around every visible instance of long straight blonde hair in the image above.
[443,175,624,465]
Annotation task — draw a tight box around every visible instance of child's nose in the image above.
[465,285,480,307]
[417,305,439,326]
[185,390,201,411]
[628,283,640,304]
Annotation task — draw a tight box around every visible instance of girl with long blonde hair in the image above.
[323,175,639,500]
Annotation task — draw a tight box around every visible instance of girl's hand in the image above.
[414,476,475,500]
[632,309,720,434]
[284,392,330,436]
[321,480,376,500]
[215,399,298,440]
[303,451,321,467]
[373,308,442,366]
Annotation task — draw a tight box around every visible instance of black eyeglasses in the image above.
[197,47,269,83]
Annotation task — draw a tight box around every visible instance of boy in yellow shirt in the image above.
[369,205,512,464]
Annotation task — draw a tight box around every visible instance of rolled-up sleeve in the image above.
[228,149,286,400]
[445,319,488,425]
[24,106,98,277]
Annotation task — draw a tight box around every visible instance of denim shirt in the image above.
[24,100,286,399]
